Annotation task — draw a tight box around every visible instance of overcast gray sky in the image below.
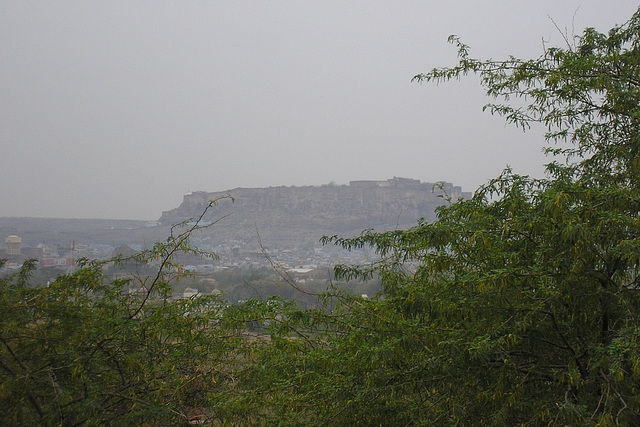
[1,1,637,220]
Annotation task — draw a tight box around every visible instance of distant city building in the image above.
[42,258,75,267]
[5,235,22,255]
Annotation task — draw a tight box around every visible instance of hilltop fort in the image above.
[160,177,471,250]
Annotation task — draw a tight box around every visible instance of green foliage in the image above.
[218,8,640,425]
[0,198,252,426]
[414,15,640,188]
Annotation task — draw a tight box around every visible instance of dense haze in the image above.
[2,1,637,220]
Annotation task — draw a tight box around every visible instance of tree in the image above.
[222,8,640,425]
[0,198,256,426]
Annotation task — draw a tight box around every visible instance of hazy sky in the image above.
[2,2,638,220]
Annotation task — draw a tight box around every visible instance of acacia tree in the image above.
[224,9,640,425]
[0,197,261,426]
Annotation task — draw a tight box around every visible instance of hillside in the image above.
[160,177,471,250]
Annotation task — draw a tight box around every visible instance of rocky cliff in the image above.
[159,178,472,250]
